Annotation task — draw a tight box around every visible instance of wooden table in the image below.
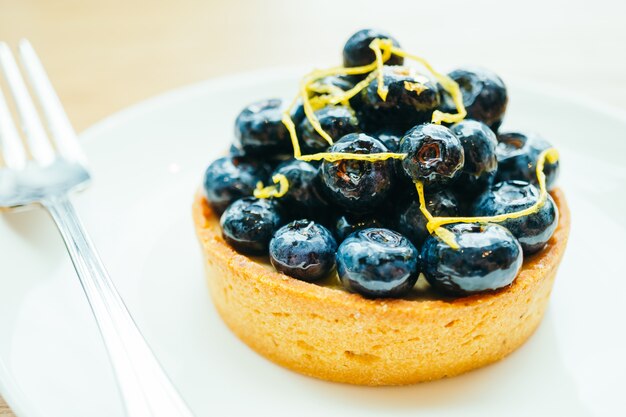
[0,0,624,415]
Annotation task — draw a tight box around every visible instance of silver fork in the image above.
[0,40,193,417]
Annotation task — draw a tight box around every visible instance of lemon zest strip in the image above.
[404,81,428,94]
[308,81,345,96]
[282,95,303,159]
[282,93,406,163]
[300,76,334,146]
[253,174,290,199]
[308,82,349,108]
[415,148,560,248]
[369,38,392,101]
[316,71,378,107]
[298,152,406,162]
[390,46,467,125]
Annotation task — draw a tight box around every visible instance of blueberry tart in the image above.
[193,29,570,385]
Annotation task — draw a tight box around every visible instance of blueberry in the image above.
[269,220,337,282]
[496,132,559,190]
[473,181,559,254]
[395,189,459,248]
[399,123,464,189]
[235,99,292,156]
[343,29,403,68]
[220,197,283,255]
[450,120,498,199]
[298,105,359,154]
[229,143,245,157]
[421,223,523,296]
[334,213,386,242]
[369,129,415,187]
[271,159,329,219]
[373,130,403,152]
[354,66,440,132]
[336,228,419,298]
[320,133,394,214]
[440,68,508,131]
[203,156,269,214]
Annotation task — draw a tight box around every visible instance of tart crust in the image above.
[192,189,570,385]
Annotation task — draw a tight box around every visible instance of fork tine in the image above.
[19,40,86,164]
[0,83,27,169]
[0,42,55,166]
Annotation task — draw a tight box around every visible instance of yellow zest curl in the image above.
[415,148,560,249]
[369,38,393,101]
[298,152,406,162]
[308,82,349,108]
[308,81,344,96]
[390,46,467,125]
[296,58,388,148]
[300,76,334,146]
[404,81,428,94]
[282,95,303,159]
[313,71,378,108]
[254,174,290,199]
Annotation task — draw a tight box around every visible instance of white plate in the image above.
[1,68,625,417]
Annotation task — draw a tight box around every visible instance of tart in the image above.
[194,28,570,385]
[193,189,569,385]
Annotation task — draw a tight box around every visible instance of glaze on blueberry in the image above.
[336,228,420,298]
[421,223,522,296]
[270,220,337,282]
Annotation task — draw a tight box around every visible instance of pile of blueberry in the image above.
[203,29,560,299]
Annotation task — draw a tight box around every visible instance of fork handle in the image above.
[43,195,194,417]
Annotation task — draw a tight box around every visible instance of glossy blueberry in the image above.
[298,105,359,153]
[235,99,291,156]
[354,66,440,132]
[440,68,508,131]
[269,220,337,282]
[320,133,394,214]
[373,130,403,152]
[370,129,414,187]
[399,123,464,189]
[421,223,522,296]
[342,29,403,68]
[473,181,559,254]
[334,213,386,242]
[203,156,269,214]
[496,132,559,190]
[272,159,328,219]
[450,120,498,198]
[395,189,459,248]
[220,197,283,255]
[336,228,419,298]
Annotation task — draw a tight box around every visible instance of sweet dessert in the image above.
[193,28,570,385]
